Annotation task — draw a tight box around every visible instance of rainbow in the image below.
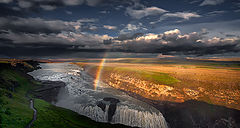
[93,58,106,90]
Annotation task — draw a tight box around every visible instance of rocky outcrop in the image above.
[103,97,120,104]
[97,97,120,122]
[33,81,66,103]
[96,101,106,112]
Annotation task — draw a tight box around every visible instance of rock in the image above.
[103,97,120,104]
[33,80,66,103]
[97,97,120,122]
[108,104,117,122]
[97,101,106,112]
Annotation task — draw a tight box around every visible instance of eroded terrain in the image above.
[74,60,240,110]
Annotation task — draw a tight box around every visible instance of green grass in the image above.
[33,99,128,128]
[195,66,220,69]
[0,69,33,128]
[102,66,180,85]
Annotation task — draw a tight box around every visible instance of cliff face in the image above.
[78,64,240,128]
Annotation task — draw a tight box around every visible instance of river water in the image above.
[29,63,168,128]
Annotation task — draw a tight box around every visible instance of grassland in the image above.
[0,68,34,128]
[74,58,240,110]
[0,61,130,128]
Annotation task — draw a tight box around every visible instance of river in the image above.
[28,63,168,128]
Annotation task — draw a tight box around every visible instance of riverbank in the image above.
[0,60,132,128]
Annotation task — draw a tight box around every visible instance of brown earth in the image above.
[74,62,240,110]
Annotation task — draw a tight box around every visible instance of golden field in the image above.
[73,58,240,110]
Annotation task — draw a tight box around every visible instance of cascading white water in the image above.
[29,63,168,128]
[73,104,108,122]
[112,106,168,128]
[69,104,168,128]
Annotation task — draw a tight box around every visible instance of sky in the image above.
[0,0,240,58]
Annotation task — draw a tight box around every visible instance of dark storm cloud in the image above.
[0,0,240,58]
[0,0,136,11]
[0,27,239,57]
[106,29,240,56]
[0,16,98,34]
[0,41,107,58]
[0,4,23,16]
[0,17,76,34]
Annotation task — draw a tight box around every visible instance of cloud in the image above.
[157,53,175,58]
[1,0,137,11]
[63,0,84,6]
[0,0,13,3]
[99,10,109,14]
[162,12,201,21]
[0,29,112,48]
[189,0,202,4]
[65,11,73,15]
[151,12,201,24]
[105,29,240,55]
[200,0,225,6]
[206,10,226,16]
[0,28,239,57]
[108,33,144,42]
[120,23,147,34]
[40,5,57,11]
[164,29,181,35]
[88,25,98,30]
[0,29,114,57]
[85,0,102,6]
[0,17,97,34]
[18,0,32,8]
[126,6,167,19]
[103,25,117,30]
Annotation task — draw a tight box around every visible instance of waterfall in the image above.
[71,104,168,128]
[73,104,108,122]
[112,105,168,128]
[29,63,169,128]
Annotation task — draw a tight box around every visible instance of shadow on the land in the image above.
[124,91,240,128]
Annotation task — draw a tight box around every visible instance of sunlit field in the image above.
[74,58,240,110]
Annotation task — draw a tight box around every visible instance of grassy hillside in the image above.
[0,61,131,128]
[33,99,129,128]
[0,68,33,128]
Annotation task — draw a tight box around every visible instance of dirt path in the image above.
[25,99,37,128]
